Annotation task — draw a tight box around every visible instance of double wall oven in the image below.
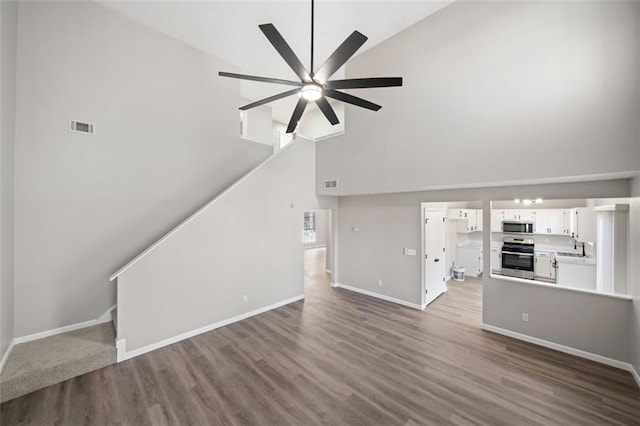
[501,237,535,279]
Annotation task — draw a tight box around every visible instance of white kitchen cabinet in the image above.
[451,209,482,233]
[533,209,571,235]
[476,210,483,232]
[534,252,556,281]
[448,209,470,220]
[491,210,504,232]
[556,262,596,290]
[490,248,501,272]
[501,209,535,222]
[457,247,483,277]
[571,207,596,243]
[503,210,519,221]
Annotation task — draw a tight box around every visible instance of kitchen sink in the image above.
[556,252,583,257]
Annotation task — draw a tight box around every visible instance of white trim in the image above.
[489,273,633,301]
[319,170,639,197]
[630,365,640,388]
[116,295,304,362]
[14,304,117,344]
[332,283,423,310]
[482,324,639,387]
[96,304,116,323]
[14,320,98,344]
[109,137,309,281]
[594,204,630,212]
[303,244,327,250]
[239,134,276,147]
[297,130,345,143]
[0,339,16,374]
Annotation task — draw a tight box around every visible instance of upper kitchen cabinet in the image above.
[491,209,534,232]
[504,209,535,221]
[571,207,596,243]
[491,210,503,232]
[534,209,571,235]
[449,209,482,233]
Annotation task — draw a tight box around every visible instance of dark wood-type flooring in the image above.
[2,247,639,425]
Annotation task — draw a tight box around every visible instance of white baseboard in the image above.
[482,324,640,388]
[96,304,117,323]
[631,364,640,388]
[116,295,305,362]
[14,304,117,344]
[332,282,423,310]
[0,339,16,374]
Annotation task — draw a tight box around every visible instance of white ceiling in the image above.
[100,0,454,123]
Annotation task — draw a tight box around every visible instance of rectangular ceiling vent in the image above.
[69,120,95,135]
[324,180,338,190]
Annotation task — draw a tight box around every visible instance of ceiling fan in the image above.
[219,0,403,134]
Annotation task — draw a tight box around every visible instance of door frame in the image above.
[421,205,448,308]
[302,208,337,285]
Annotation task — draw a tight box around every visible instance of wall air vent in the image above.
[324,180,338,190]
[69,120,95,135]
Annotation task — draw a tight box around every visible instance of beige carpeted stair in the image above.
[0,322,116,403]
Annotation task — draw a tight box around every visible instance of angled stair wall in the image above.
[110,138,335,361]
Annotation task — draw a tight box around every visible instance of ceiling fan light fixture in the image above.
[301,83,323,101]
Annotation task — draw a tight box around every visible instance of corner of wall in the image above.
[0,0,18,370]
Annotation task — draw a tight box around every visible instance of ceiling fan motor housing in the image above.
[301,83,323,100]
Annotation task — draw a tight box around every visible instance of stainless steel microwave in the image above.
[502,221,534,234]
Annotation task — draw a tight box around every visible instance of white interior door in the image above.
[424,209,447,306]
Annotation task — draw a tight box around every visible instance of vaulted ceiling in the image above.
[101,1,454,123]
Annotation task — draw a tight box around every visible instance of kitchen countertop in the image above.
[554,254,596,266]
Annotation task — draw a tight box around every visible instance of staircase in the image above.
[0,322,116,403]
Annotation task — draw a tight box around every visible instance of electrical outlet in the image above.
[378,280,383,286]
[243,295,248,303]
[522,313,529,322]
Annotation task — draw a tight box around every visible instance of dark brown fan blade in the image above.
[219,72,301,87]
[315,96,339,125]
[259,24,311,82]
[286,97,308,133]
[313,31,368,82]
[324,89,381,111]
[325,77,403,90]
[239,89,300,110]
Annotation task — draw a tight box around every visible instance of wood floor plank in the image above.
[1,247,639,425]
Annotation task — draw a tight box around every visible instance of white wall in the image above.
[13,1,273,337]
[317,1,640,196]
[297,103,345,141]
[241,98,274,145]
[335,179,632,362]
[0,0,17,364]
[116,138,336,354]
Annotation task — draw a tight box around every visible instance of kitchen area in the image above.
[488,198,629,295]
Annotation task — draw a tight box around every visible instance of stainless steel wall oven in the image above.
[501,237,535,279]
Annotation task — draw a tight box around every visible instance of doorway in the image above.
[421,201,484,309]
[303,209,333,286]
[423,208,447,307]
